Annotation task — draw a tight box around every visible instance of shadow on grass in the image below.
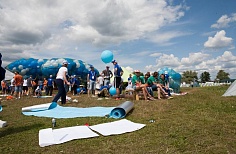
[0,123,44,138]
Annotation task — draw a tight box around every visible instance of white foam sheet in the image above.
[39,128,54,147]
[89,119,146,136]
[39,126,99,147]
[52,126,99,144]
[22,103,52,112]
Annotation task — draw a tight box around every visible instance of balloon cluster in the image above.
[5,58,99,80]
[158,67,181,93]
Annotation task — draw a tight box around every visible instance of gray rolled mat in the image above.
[109,101,134,119]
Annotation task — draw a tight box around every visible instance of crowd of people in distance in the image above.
[1,59,173,103]
[86,60,173,101]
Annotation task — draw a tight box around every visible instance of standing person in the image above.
[87,66,97,97]
[10,77,15,95]
[38,78,43,91]
[71,75,78,95]
[43,77,48,92]
[22,77,28,96]
[1,80,7,95]
[46,75,54,96]
[14,71,23,99]
[52,60,70,105]
[27,75,33,96]
[32,77,38,96]
[102,66,113,86]
[111,60,123,100]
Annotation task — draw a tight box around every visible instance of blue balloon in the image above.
[77,88,81,93]
[109,87,116,96]
[101,50,113,63]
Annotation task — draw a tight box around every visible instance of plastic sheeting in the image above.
[109,101,134,119]
[22,101,134,119]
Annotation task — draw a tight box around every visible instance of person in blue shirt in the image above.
[71,75,79,95]
[111,60,123,100]
[46,75,54,96]
[87,66,97,97]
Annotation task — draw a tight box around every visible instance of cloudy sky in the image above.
[1,0,236,80]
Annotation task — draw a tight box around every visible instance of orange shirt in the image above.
[14,74,23,86]
[43,80,48,86]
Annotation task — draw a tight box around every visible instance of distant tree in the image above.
[216,70,230,81]
[181,70,198,84]
[200,71,211,83]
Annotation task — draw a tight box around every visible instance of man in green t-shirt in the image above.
[132,70,155,101]
[147,72,168,99]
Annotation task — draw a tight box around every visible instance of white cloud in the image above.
[204,30,233,48]
[211,13,236,28]
[181,52,210,65]
[0,0,187,63]
[146,51,236,80]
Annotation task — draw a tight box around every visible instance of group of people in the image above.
[131,70,172,101]
[0,72,55,99]
[1,59,172,103]
[86,60,123,100]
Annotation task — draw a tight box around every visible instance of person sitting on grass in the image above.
[132,70,155,101]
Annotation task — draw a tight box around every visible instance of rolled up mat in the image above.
[109,101,134,119]
[22,102,57,112]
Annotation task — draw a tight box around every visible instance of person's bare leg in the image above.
[141,87,147,100]
[157,88,161,99]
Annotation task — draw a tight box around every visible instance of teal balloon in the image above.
[101,50,113,63]
[109,87,116,96]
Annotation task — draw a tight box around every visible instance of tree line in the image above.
[181,70,230,84]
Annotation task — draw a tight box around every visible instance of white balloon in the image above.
[21,69,27,75]
[18,65,23,69]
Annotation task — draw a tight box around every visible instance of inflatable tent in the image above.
[222,80,236,96]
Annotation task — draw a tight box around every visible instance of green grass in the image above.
[0,86,236,154]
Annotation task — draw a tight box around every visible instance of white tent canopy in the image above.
[222,80,236,96]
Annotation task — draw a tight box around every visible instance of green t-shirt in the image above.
[159,78,167,86]
[132,75,145,85]
[147,76,158,86]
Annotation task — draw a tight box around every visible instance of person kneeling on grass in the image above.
[35,86,42,98]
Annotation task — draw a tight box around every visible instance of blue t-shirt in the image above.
[47,78,54,86]
[114,64,123,77]
[88,70,97,81]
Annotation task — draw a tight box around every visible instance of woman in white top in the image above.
[23,78,28,95]
[52,60,70,105]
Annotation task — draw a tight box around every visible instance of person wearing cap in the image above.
[46,75,54,96]
[111,60,123,100]
[102,65,113,86]
[132,70,155,101]
[52,60,70,104]
[87,65,97,97]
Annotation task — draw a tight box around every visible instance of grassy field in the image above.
[0,86,236,154]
